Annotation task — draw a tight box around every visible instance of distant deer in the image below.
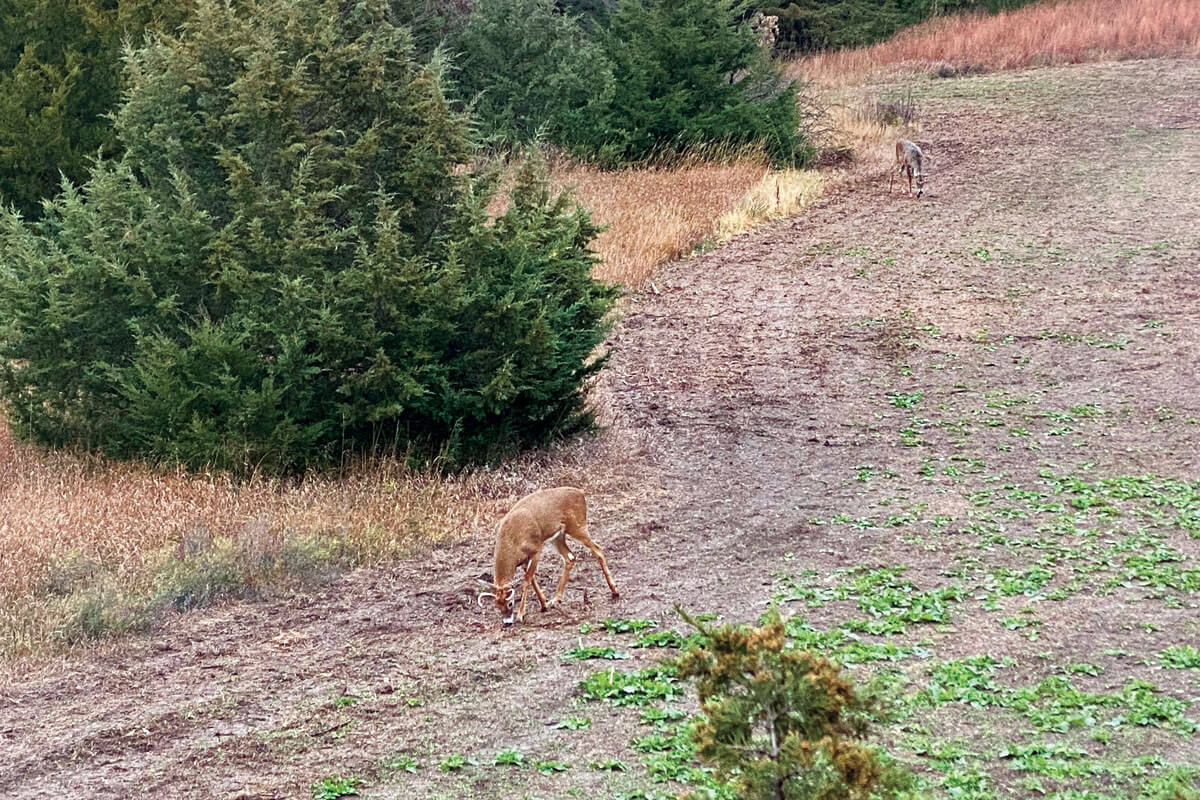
[890,138,926,197]
[477,487,619,626]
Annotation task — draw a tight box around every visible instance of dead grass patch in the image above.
[712,169,825,242]
[556,161,769,287]
[790,0,1200,87]
[819,97,918,176]
[0,421,641,659]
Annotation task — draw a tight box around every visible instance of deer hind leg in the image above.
[567,523,619,599]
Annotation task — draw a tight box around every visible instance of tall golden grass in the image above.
[0,419,646,658]
[0,425,457,654]
[558,161,770,286]
[792,0,1200,86]
[712,169,825,242]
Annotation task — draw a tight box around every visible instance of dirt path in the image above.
[2,58,1198,800]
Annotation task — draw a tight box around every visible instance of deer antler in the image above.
[476,577,499,607]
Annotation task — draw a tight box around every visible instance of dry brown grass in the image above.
[0,419,645,658]
[817,94,921,178]
[791,0,1200,87]
[712,169,825,242]
[555,161,769,286]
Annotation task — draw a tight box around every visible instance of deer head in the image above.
[476,575,518,620]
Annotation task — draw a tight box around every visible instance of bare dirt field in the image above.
[2,58,1198,799]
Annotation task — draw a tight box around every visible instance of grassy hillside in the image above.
[792,0,1200,85]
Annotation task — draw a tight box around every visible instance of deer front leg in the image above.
[530,571,549,611]
[513,551,548,623]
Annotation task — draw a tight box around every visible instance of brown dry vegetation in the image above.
[792,0,1200,86]
[556,160,769,286]
[0,418,649,659]
[0,425,464,656]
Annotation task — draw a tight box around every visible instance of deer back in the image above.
[493,487,586,581]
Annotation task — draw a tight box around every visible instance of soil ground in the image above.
[2,58,1198,799]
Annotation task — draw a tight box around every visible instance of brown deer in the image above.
[890,138,927,197]
[477,487,619,626]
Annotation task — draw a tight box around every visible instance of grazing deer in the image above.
[477,487,619,626]
[890,138,926,198]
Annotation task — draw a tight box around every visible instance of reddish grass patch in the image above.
[791,0,1200,86]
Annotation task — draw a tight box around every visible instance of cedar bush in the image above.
[449,0,615,146]
[0,0,190,219]
[450,0,809,166]
[0,0,616,474]
[588,0,809,166]
[676,608,911,800]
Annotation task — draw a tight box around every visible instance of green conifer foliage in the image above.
[0,0,616,474]
[758,0,1041,55]
[449,0,615,146]
[0,0,190,219]
[592,0,809,165]
[676,609,905,800]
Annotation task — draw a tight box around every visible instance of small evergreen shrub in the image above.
[675,607,911,800]
[0,0,617,474]
[449,0,615,146]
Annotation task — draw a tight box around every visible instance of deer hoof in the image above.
[611,590,621,599]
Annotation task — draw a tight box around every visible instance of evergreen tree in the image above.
[758,0,1041,55]
[449,0,615,147]
[676,609,909,800]
[589,0,809,165]
[0,0,616,474]
[0,0,190,219]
